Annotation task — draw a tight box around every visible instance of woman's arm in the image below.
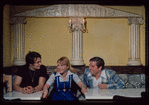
[42,73,55,98]
[42,84,50,98]
[77,81,87,93]
[72,73,87,93]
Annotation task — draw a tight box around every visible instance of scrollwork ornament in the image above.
[69,18,85,32]
[128,17,144,25]
[61,5,69,16]
[10,17,27,24]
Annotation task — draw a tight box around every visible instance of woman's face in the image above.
[57,61,69,74]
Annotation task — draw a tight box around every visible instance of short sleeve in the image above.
[39,65,48,78]
[73,74,81,84]
[16,65,26,78]
[16,69,23,78]
[46,73,55,86]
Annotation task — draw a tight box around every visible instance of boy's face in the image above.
[29,57,42,70]
[89,61,102,77]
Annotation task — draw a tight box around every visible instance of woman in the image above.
[42,57,87,100]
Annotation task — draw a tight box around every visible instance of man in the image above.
[83,57,124,89]
[13,51,48,94]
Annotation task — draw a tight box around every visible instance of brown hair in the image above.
[89,57,105,70]
[53,56,77,74]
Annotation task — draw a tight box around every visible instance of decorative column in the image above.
[127,17,144,66]
[10,17,27,65]
[69,17,85,66]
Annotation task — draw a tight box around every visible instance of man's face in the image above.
[89,61,102,76]
[30,57,42,70]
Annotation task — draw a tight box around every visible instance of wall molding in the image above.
[3,66,145,75]
[11,4,144,66]
[14,4,142,18]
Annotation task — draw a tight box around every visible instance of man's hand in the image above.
[98,84,108,89]
[22,87,28,94]
[22,86,34,94]
[34,85,42,92]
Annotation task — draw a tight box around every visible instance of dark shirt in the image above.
[16,65,48,88]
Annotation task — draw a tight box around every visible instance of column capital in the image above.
[69,17,85,32]
[71,17,84,24]
[10,17,27,24]
[128,17,144,25]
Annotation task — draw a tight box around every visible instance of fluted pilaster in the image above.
[127,17,144,66]
[10,17,27,65]
[70,17,84,66]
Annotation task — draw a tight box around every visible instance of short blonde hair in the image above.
[53,56,77,74]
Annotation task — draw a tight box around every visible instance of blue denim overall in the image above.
[52,73,78,100]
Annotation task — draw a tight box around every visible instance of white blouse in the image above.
[46,70,81,86]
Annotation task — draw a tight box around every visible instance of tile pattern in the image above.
[46,66,146,89]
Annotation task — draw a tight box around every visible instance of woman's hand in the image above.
[81,87,87,93]
[77,81,87,93]
[78,81,87,93]
[42,91,48,98]
[42,84,50,98]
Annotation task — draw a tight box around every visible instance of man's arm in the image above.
[107,74,124,89]
[13,76,35,94]
[13,76,23,92]
[34,77,46,92]
[82,69,89,88]
[13,76,31,94]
